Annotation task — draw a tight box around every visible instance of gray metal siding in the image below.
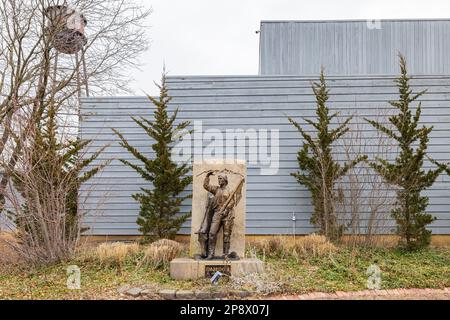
[0,174,16,232]
[259,20,450,76]
[80,75,450,235]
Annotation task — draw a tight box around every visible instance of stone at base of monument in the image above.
[170,258,265,281]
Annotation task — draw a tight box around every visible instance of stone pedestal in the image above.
[189,160,247,258]
[170,258,265,280]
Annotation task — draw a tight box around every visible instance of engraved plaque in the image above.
[205,264,231,278]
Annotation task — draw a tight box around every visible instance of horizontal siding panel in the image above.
[83,212,449,221]
[259,20,450,75]
[82,101,450,111]
[80,75,450,235]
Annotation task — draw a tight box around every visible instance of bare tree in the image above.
[0,0,150,210]
[0,0,149,263]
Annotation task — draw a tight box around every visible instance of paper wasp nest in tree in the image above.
[45,5,87,54]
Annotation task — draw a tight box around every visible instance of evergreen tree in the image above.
[365,55,447,251]
[113,73,192,241]
[288,70,367,241]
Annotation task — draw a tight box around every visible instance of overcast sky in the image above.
[130,0,450,95]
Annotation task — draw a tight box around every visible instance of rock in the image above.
[229,290,252,298]
[158,289,176,300]
[195,290,212,300]
[117,284,131,294]
[126,287,142,297]
[175,290,195,300]
[142,291,161,299]
[210,291,228,299]
[141,289,154,296]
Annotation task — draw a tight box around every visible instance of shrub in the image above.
[95,242,140,267]
[248,235,336,259]
[292,234,336,258]
[288,70,366,241]
[249,237,289,258]
[140,239,183,269]
[4,107,105,266]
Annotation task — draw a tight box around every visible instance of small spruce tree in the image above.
[288,70,367,241]
[365,54,447,251]
[113,73,192,241]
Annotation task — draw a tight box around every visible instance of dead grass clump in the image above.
[229,268,284,295]
[95,242,140,267]
[249,236,290,258]
[292,234,337,258]
[140,239,183,269]
[0,233,20,268]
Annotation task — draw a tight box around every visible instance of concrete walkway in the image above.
[268,288,450,300]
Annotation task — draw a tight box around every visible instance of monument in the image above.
[170,160,264,280]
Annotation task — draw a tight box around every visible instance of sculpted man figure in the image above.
[197,171,243,260]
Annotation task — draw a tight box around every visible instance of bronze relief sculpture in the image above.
[196,170,245,260]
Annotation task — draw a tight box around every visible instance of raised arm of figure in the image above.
[203,172,219,194]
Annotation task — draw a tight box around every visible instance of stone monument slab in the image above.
[189,160,247,258]
[170,160,264,281]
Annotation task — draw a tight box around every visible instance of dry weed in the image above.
[140,239,183,269]
[292,234,337,258]
[95,242,140,267]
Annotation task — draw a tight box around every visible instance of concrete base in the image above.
[170,258,265,280]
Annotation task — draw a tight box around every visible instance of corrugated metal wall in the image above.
[80,75,450,236]
[259,20,450,75]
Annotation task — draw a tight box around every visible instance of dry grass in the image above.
[229,268,284,295]
[249,234,336,259]
[140,239,183,269]
[292,234,337,258]
[0,233,20,268]
[248,236,288,258]
[75,239,185,271]
[95,242,140,267]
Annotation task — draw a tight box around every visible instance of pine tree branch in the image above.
[112,128,153,170]
[365,117,398,140]
[337,155,368,179]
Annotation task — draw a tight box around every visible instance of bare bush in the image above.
[336,110,398,247]
[229,267,283,295]
[1,105,106,265]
